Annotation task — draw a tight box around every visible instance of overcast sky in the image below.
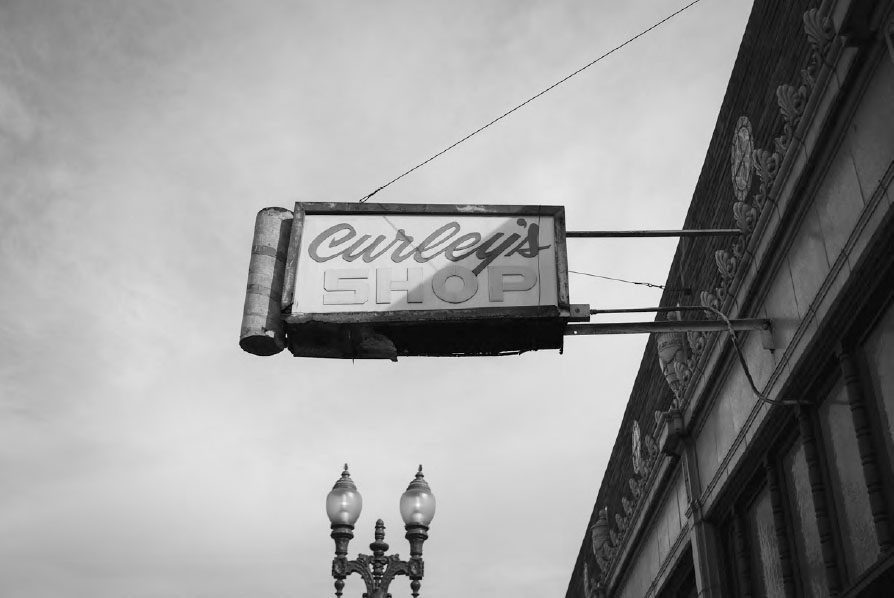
[0,2,752,597]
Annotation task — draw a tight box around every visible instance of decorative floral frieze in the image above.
[643,433,659,462]
[589,507,611,578]
[666,5,840,419]
[594,7,842,591]
[687,329,707,358]
[715,248,738,281]
[733,200,758,234]
[752,148,780,210]
[628,477,642,500]
[775,82,809,153]
[590,423,662,586]
[700,290,720,315]
[615,513,629,533]
[582,563,597,598]
[621,496,634,517]
[802,8,835,88]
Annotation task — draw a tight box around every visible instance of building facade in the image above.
[567,1,894,596]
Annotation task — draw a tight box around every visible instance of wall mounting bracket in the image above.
[565,319,771,335]
[564,304,774,351]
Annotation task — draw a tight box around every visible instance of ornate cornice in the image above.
[587,420,662,587]
[657,6,842,406]
[582,4,847,595]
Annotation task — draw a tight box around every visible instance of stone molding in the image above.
[663,7,841,407]
[586,3,848,593]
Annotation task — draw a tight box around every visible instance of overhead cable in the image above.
[357,0,705,203]
[568,269,667,290]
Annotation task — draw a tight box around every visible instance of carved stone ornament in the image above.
[622,496,634,517]
[775,82,809,155]
[615,513,628,533]
[731,236,747,262]
[802,8,835,87]
[733,200,758,234]
[752,147,780,210]
[589,507,612,580]
[602,540,616,561]
[631,420,643,475]
[687,329,707,357]
[731,116,754,202]
[637,462,650,485]
[777,83,807,127]
[646,432,659,459]
[583,563,603,598]
[628,477,642,500]
[700,290,720,316]
[688,6,839,419]
[594,549,610,577]
[656,311,691,399]
[715,248,738,281]
[804,8,835,54]
[683,328,707,383]
[714,283,728,306]
[673,360,692,388]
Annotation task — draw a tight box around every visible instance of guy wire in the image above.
[358,0,705,203]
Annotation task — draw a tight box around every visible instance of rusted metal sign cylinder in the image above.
[239,207,293,356]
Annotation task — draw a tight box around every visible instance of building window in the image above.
[781,437,828,598]
[658,548,697,598]
[817,378,880,579]
[861,300,894,463]
[745,484,785,598]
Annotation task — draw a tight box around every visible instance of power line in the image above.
[358,0,705,203]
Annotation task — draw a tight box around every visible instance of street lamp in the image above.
[327,464,436,598]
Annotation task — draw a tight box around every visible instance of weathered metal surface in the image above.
[300,201,555,215]
[279,202,570,359]
[239,207,293,356]
[555,208,571,310]
[281,206,305,311]
[284,305,560,325]
[285,317,566,359]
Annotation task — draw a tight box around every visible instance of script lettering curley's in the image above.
[307,218,550,275]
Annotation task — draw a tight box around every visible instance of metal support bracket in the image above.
[564,305,774,350]
[565,319,771,335]
[565,229,741,238]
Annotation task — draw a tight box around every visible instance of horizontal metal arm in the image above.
[589,306,705,315]
[565,229,741,238]
[565,319,771,335]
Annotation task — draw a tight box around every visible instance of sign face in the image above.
[288,204,568,323]
[295,214,557,314]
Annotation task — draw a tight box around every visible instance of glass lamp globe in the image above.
[326,464,362,526]
[399,466,436,527]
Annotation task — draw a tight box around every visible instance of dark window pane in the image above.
[862,302,894,462]
[818,379,879,579]
[719,520,741,597]
[782,439,828,598]
[747,485,785,598]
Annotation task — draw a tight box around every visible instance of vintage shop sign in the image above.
[291,205,566,319]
